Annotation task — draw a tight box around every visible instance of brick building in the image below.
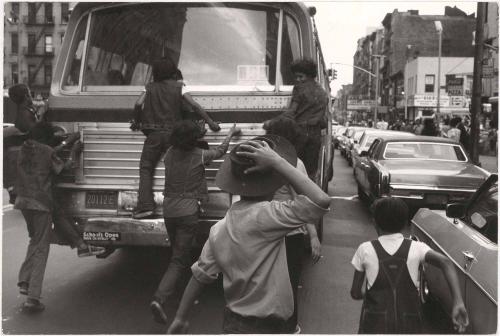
[380,7,476,121]
[4,2,75,99]
[482,2,499,128]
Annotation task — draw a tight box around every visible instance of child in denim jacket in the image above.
[150,120,240,324]
[131,58,220,219]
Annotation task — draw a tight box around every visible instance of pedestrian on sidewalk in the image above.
[350,197,468,334]
[421,118,439,136]
[15,122,105,313]
[130,57,221,219]
[167,136,330,334]
[447,117,462,142]
[264,117,322,333]
[150,121,241,324]
[264,58,329,178]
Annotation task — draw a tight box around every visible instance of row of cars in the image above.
[332,124,497,333]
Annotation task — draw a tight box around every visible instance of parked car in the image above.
[340,126,367,158]
[411,174,497,333]
[351,129,415,175]
[333,126,347,149]
[355,136,490,209]
[345,128,371,166]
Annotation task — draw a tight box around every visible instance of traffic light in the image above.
[328,68,338,81]
[333,69,337,80]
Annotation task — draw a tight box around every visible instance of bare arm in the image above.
[184,93,220,132]
[167,276,206,334]
[425,250,469,332]
[306,223,321,263]
[263,101,298,129]
[237,141,330,208]
[203,124,241,163]
[350,270,365,300]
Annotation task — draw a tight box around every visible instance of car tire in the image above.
[357,184,367,203]
[419,266,454,331]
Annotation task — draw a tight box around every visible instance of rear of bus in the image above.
[48,2,332,249]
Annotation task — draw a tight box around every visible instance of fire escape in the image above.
[23,2,54,89]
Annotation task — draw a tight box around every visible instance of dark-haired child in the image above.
[150,121,240,324]
[8,84,47,133]
[264,117,321,333]
[350,197,468,334]
[265,58,328,178]
[15,122,105,313]
[131,58,221,219]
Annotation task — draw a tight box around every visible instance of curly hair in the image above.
[170,120,207,151]
[290,58,317,78]
[264,117,303,151]
[8,84,30,104]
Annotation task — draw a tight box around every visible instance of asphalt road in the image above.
[1,150,452,334]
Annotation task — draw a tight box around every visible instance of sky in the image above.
[307,1,479,95]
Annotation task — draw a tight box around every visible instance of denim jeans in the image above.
[222,308,287,334]
[153,214,198,304]
[285,233,306,332]
[18,209,52,300]
[298,126,322,177]
[137,131,171,212]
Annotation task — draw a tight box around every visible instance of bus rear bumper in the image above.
[81,217,170,247]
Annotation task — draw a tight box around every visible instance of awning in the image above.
[489,96,498,103]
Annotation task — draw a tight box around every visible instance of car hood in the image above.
[381,160,489,188]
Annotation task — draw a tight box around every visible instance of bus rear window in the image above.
[62,3,306,92]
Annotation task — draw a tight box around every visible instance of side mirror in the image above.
[446,203,466,219]
[360,150,368,157]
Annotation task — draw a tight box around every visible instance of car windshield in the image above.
[383,142,467,161]
[63,3,301,91]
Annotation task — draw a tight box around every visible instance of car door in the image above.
[360,139,380,194]
[462,179,498,333]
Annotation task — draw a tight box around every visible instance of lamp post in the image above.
[434,21,443,116]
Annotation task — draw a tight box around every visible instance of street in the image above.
[2,149,458,334]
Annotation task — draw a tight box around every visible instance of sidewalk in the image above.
[479,155,498,173]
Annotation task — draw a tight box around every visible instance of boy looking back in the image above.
[167,136,331,334]
[350,197,468,334]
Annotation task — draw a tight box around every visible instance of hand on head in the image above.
[236,140,281,174]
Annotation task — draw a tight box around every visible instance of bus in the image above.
[47,2,333,253]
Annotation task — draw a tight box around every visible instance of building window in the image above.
[11,32,18,54]
[61,3,69,24]
[425,75,435,93]
[28,64,36,85]
[45,35,53,53]
[11,3,19,22]
[12,63,19,84]
[44,64,52,85]
[28,33,36,53]
[45,3,53,23]
[28,3,36,23]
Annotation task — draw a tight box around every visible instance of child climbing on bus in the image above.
[150,121,240,324]
[350,197,468,334]
[8,84,48,133]
[130,57,221,219]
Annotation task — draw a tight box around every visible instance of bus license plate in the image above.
[85,191,117,209]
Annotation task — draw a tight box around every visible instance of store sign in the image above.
[446,77,464,95]
[409,94,450,107]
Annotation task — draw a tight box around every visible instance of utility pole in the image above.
[435,21,443,116]
[371,54,385,128]
[470,2,486,165]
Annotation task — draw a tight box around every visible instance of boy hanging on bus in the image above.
[150,121,241,324]
[264,58,329,178]
[130,57,221,219]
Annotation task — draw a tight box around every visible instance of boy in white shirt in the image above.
[350,197,468,334]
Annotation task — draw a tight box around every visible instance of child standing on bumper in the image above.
[350,197,468,334]
[150,121,241,324]
[131,58,220,219]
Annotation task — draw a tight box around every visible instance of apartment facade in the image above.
[4,2,74,99]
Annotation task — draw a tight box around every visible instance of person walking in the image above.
[350,197,468,334]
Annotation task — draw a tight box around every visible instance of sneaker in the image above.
[294,325,301,334]
[133,210,154,219]
[150,300,167,324]
[18,282,29,296]
[22,299,45,313]
[77,245,106,257]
